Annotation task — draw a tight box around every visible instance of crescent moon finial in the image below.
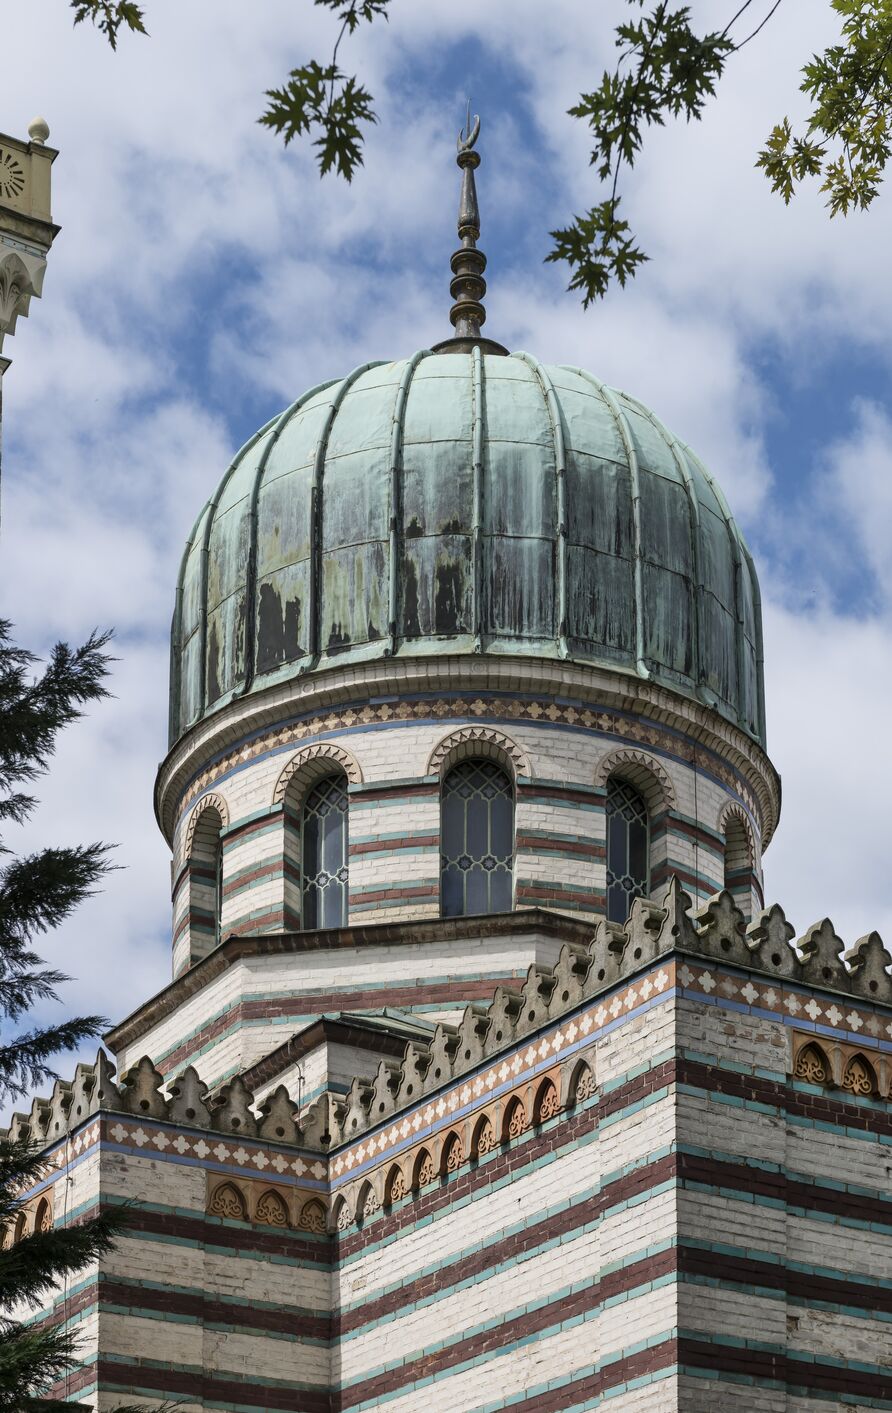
[457,106,481,153]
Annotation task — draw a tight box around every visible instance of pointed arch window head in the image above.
[302,772,348,929]
[188,802,225,961]
[441,759,513,918]
[723,812,752,920]
[606,778,649,924]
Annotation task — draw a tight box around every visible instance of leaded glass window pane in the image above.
[302,773,348,929]
[441,760,514,917]
[605,779,649,924]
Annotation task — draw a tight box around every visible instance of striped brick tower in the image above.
[7,117,890,1412]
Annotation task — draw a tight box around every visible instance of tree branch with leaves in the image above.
[0,622,135,1410]
[67,0,892,300]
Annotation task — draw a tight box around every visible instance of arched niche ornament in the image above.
[594,748,676,814]
[441,1130,465,1176]
[298,1198,327,1233]
[793,1041,830,1087]
[472,1112,497,1159]
[568,1058,596,1106]
[183,791,230,861]
[534,1077,560,1125]
[502,1096,528,1142]
[358,1181,380,1221]
[209,1181,247,1222]
[255,1188,289,1227]
[842,1053,876,1098]
[273,742,363,805]
[413,1147,436,1190]
[427,726,530,782]
[384,1163,407,1206]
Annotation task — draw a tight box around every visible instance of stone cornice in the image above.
[154,654,781,846]
[104,908,594,1054]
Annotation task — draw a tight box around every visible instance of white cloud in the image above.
[818,401,892,603]
[762,598,892,949]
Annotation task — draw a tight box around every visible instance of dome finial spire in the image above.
[450,105,485,340]
[432,109,508,355]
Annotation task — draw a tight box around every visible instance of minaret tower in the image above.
[0,117,59,495]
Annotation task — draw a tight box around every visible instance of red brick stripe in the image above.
[349,834,439,856]
[516,782,603,807]
[158,978,515,1073]
[121,1205,331,1265]
[515,834,606,859]
[99,1275,331,1338]
[62,1359,333,1412]
[680,1338,892,1401]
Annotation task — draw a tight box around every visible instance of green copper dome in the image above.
[170,349,766,746]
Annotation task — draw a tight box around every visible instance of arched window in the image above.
[302,772,349,929]
[723,813,752,919]
[605,778,649,924]
[188,803,225,958]
[441,759,514,917]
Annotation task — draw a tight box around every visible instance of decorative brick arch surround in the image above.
[184,792,229,860]
[718,800,755,862]
[594,747,676,813]
[273,742,363,805]
[427,726,530,781]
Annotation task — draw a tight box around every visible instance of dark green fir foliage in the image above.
[63,1,892,288]
[0,621,134,1410]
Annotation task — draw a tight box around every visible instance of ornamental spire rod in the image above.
[432,108,508,356]
[449,105,486,339]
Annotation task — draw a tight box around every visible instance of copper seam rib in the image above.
[389,351,430,654]
[571,367,650,682]
[242,378,340,700]
[515,352,569,661]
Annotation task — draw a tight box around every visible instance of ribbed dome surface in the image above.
[170,350,765,746]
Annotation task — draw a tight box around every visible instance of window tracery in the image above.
[605,777,649,924]
[441,759,513,917]
[302,772,349,929]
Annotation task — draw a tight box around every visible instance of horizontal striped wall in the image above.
[170,691,765,967]
[36,949,892,1409]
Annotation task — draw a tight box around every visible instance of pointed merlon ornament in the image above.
[432,107,508,356]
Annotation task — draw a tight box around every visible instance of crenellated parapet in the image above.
[329,878,892,1146]
[8,877,892,1174]
[2,1049,333,1153]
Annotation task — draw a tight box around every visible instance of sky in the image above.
[1,0,891,1091]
